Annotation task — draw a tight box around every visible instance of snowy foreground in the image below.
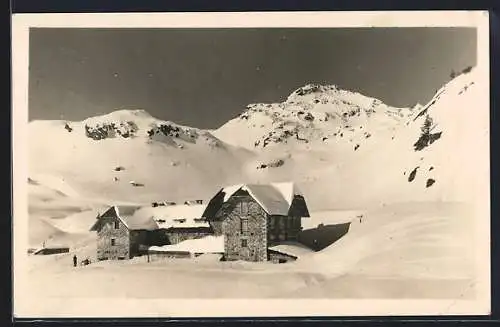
[25,202,475,300]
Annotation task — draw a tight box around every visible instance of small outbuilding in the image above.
[32,246,70,255]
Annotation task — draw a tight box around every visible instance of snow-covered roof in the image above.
[268,242,315,258]
[270,182,297,206]
[148,235,224,254]
[90,205,159,231]
[33,245,70,254]
[221,184,245,202]
[140,204,210,229]
[215,182,306,216]
[115,205,159,231]
[91,204,210,231]
[221,182,299,204]
[243,184,290,216]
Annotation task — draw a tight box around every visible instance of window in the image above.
[240,201,249,216]
[114,220,119,229]
[278,217,285,229]
[240,217,249,234]
[241,239,248,247]
[111,238,116,246]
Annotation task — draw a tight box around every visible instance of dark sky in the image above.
[29,28,476,129]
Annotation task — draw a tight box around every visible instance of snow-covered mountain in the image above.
[214,83,413,150]
[216,69,484,209]
[400,67,488,204]
[29,109,254,204]
[27,67,486,245]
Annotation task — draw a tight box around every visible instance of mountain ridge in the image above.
[214,83,414,150]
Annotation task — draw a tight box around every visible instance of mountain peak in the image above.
[215,82,412,149]
[289,83,338,98]
[84,109,154,123]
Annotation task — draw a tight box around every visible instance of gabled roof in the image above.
[239,184,290,216]
[90,205,159,231]
[203,182,310,218]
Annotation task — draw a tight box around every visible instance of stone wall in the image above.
[219,194,268,262]
[97,216,130,260]
[208,189,307,262]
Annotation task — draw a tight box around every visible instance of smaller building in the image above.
[90,204,214,260]
[184,200,203,205]
[89,205,159,260]
[267,242,315,263]
[32,246,70,255]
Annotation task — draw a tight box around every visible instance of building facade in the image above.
[162,227,213,245]
[203,183,310,262]
[90,204,213,260]
[218,190,268,261]
[90,186,309,263]
[90,206,158,260]
[150,203,213,245]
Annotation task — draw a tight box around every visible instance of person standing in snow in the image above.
[73,255,77,267]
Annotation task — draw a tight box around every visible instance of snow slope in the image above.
[275,201,476,299]
[401,68,488,204]
[29,109,254,204]
[24,203,475,301]
[222,68,485,209]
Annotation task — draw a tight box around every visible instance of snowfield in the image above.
[19,67,489,312]
[25,202,475,300]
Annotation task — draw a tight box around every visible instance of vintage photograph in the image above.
[12,11,490,317]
